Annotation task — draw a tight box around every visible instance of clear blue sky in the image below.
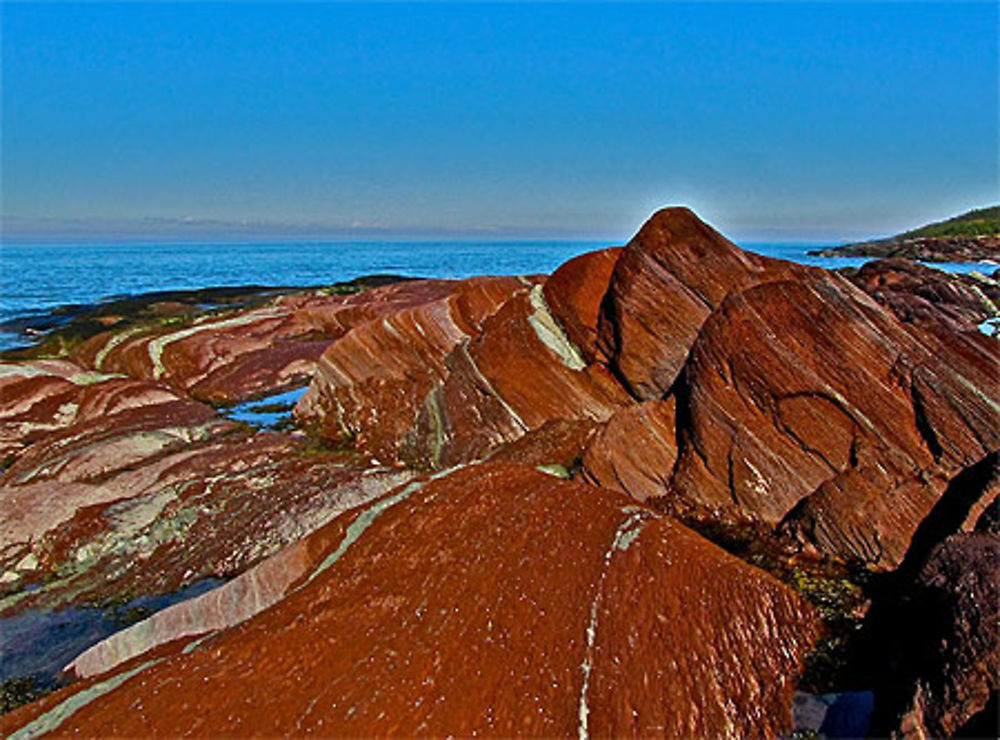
[2,1,997,242]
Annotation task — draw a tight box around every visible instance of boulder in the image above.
[581,398,678,501]
[667,275,999,567]
[542,247,621,362]
[407,287,630,466]
[596,207,806,400]
[1,463,820,738]
[866,532,1000,737]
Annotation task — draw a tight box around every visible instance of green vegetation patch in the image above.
[900,205,1000,239]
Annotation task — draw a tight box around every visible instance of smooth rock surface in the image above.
[1,463,820,738]
[596,207,806,400]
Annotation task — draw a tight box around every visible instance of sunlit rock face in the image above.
[2,464,820,738]
[298,272,631,467]
[595,207,809,401]
[69,278,473,404]
[669,274,998,567]
[294,275,532,464]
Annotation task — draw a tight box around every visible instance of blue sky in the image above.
[2,2,997,242]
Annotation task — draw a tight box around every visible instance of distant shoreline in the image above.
[809,235,1000,263]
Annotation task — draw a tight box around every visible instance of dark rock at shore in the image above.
[843,258,999,334]
[810,234,1000,263]
[865,531,1000,737]
[860,453,1000,737]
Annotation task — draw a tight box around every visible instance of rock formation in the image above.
[2,464,820,738]
[1,206,997,736]
[844,258,999,334]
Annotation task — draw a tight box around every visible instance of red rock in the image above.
[581,398,677,501]
[487,417,599,472]
[1,463,819,737]
[0,354,413,612]
[0,360,147,460]
[542,247,622,362]
[71,279,477,405]
[596,207,807,400]
[295,276,528,462]
[407,287,631,466]
[670,275,999,567]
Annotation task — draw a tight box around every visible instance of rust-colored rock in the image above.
[582,398,678,501]
[542,247,622,362]
[670,275,999,567]
[1,463,819,737]
[408,287,631,466]
[486,417,599,473]
[71,279,482,405]
[596,207,806,400]
[294,276,526,463]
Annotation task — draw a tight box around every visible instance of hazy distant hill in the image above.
[811,205,1000,262]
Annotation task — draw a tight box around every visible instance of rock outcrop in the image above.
[845,258,999,334]
[865,531,1000,737]
[596,207,807,400]
[70,279,477,404]
[811,234,1000,263]
[3,205,998,734]
[671,275,998,566]
[294,276,528,463]
[2,464,820,738]
[581,399,677,501]
[0,355,411,616]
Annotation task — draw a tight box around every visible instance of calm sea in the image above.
[0,239,993,351]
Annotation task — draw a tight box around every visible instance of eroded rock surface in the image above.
[2,464,820,738]
[866,532,1000,737]
[3,206,998,733]
[670,275,998,566]
[845,258,1000,334]
[596,207,807,400]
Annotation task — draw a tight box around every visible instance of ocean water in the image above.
[0,239,994,351]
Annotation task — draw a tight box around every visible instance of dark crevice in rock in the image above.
[896,450,999,580]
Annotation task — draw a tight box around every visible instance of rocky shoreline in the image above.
[1,208,997,737]
[809,234,1000,263]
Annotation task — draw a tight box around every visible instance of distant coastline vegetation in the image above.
[897,205,1000,240]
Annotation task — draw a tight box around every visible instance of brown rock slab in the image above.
[596,207,806,400]
[542,247,622,362]
[670,274,999,567]
[409,287,630,466]
[71,279,479,405]
[295,276,526,464]
[1,463,820,737]
[582,398,678,501]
